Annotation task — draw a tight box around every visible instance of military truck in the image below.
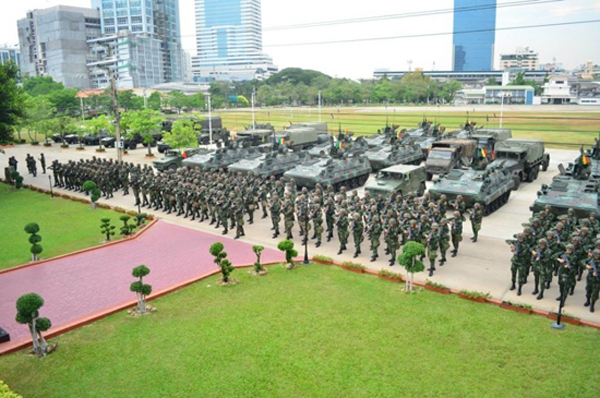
[429,165,519,215]
[491,139,549,182]
[283,154,372,191]
[287,122,328,135]
[153,147,208,172]
[365,165,428,198]
[425,139,477,180]
[274,127,330,150]
[234,129,274,148]
[228,150,309,178]
[365,143,426,171]
[470,128,512,159]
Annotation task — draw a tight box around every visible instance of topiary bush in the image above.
[24,223,42,261]
[130,265,152,314]
[253,245,265,273]
[82,180,101,209]
[119,215,136,236]
[397,241,425,291]
[100,218,116,241]
[277,239,298,266]
[210,242,235,283]
[0,380,22,398]
[15,293,53,357]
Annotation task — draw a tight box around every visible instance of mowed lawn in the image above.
[216,108,600,149]
[0,184,122,270]
[2,265,599,397]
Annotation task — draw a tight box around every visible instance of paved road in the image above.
[1,143,599,324]
[0,221,283,342]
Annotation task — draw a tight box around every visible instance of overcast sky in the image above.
[4,0,600,79]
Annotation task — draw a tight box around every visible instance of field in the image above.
[214,107,600,149]
[1,265,599,397]
[0,184,123,270]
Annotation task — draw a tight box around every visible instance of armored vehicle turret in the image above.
[182,146,261,170]
[365,142,426,171]
[228,150,309,178]
[283,154,372,191]
[429,165,519,215]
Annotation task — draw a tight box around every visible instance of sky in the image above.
[3,0,600,79]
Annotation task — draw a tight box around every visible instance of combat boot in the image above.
[517,285,522,296]
[272,232,279,239]
[509,282,516,291]
[584,298,590,307]
[428,268,434,277]
[222,228,228,235]
[536,291,544,300]
[389,259,395,266]
[370,256,376,262]
[315,241,321,248]
[591,303,596,313]
[569,287,575,295]
[353,252,359,258]
[532,285,539,295]
[451,250,457,257]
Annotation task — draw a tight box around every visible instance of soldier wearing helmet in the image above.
[556,243,577,304]
[584,249,600,313]
[450,211,463,257]
[508,233,528,295]
[336,209,349,255]
[425,223,440,277]
[531,238,551,300]
[351,213,364,258]
[452,195,467,221]
[469,203,483,243]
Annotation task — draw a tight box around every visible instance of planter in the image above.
[76,147,85,151]
[60,145,69,149]
[378,274,403,283]
[95,148,106,153]
[313,258,333,265]
[458,293,486,303]
[340,265,364,274]
[145,154,155,158]
[43,143,52,147]
[547,312,581,326]
[501,303,532,315]
[115,209,126,214]
[425,284,451,294]
[31,142,39,146]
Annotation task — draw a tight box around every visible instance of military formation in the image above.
[508,206,600,312]
[42,157,482,277]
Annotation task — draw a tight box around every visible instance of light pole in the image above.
[206,93,213,145]
[48,176,54,199]
[499,92,511,128]
[303,201,310,265]
[251,86,256,129]
[318,90,322,122]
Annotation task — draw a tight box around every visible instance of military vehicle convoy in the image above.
[182,146,261,170]
[429,165,519,215]
[228,150,309,178]
[284,154,372,191]
[365,143,426,171]
[425,139,477,180]
[365,165,428,198]
[153,147,209,172]
[491,139,549,182]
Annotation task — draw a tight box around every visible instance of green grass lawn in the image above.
[2,265,599,397]
[216,108,600,149]
[0,184,123,270]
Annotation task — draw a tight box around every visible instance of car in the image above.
[153,147,210,172]
[365,164,428,198]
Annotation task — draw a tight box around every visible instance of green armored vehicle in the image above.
[365,165,427,198]
[531,176,599,217]
[153,147,207,172]
[182,146,261,170]
[491,139,549,182]
[365,142,426,171]
[228,150,309,178]
[429,165,519,215]
[284,154,372,191]
[307,136,370,158]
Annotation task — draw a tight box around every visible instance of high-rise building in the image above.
[452,0,496,71]
[193,0,277,81]
[91,0,183,85]
[500,47,539,71]
[17,6,102,88]
[0,45,21,69]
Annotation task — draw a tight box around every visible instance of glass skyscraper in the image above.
[91,0,183,84]
[193,0,277,81]
[452,0,496,71]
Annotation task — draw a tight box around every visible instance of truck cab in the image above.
[425,139,477,180]
[365,164,427,198]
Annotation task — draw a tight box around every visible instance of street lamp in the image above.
[48,176,54,199]
[303,201,310,265]
[499,91,512,128]
[205,93,213,145]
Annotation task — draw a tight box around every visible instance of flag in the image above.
[345,128,348,136]
[582,155,590,166]
[481,148,487,158]
[279,138,286,145]
[336,141,343,149]
[182,151,188,159]
[397,131,402,139]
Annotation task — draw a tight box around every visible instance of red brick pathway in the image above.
[0,221,283,343]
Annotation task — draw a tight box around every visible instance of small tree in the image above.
[210,242,235,283]
[253,245,265,273]
[135,213,147,227]
[162,119,198,149]
[122,109,164,156]
[277,240,298,266]
[119,214,137,236]
[15,293,53,357]
[24,223,42,261]
[130,265,152,314]
[11,170,23,189]
[100,217,116,241]
[82,180,101,209]
[398,241,426,291]
[85,114,112,150]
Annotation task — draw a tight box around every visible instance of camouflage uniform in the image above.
[426,224,440,276]
[336,210,349,255]
[351,213,364,258]
[369,216,382,262]
[469,203,483,242]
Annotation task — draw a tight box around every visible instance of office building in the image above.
[452,0,496,71]
[91,0,183,84]
[193,0,278,81]
[499,47,539,71]
[0,45,21,69]
[373,69,547,87]
[455,85,535,105]
[17,6,102,88]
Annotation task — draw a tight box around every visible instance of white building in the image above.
[0,45,21,69]
[455,85,535,105]
[192,0,277,82]
[541,75,576,104]
[182,50,193,83]
[499,47,539,71]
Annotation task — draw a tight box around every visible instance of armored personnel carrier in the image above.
[365,143,425,171]
[531,176,599,217]
[228,150,309,178]
[429,165,519,215]
[182,146,261,170]
[283,154,372,191]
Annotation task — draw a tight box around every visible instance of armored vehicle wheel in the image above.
[359,174,369,186]
[532,166,539,181]
[512,177,520,191]
[168,164,177,171]
[525,167,536,183]
[129,142,137,150]
[426,172,433,181]
[542,159,549,172]
[417,182,426,197]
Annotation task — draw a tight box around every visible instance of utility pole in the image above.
[143,88,148,109]
[207,93,213,145]
[318,90,322,122]
[108,44,122,162]
[80,96,85,121]
[251,86,256,129]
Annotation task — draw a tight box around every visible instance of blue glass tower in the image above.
[452,0,496,71]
